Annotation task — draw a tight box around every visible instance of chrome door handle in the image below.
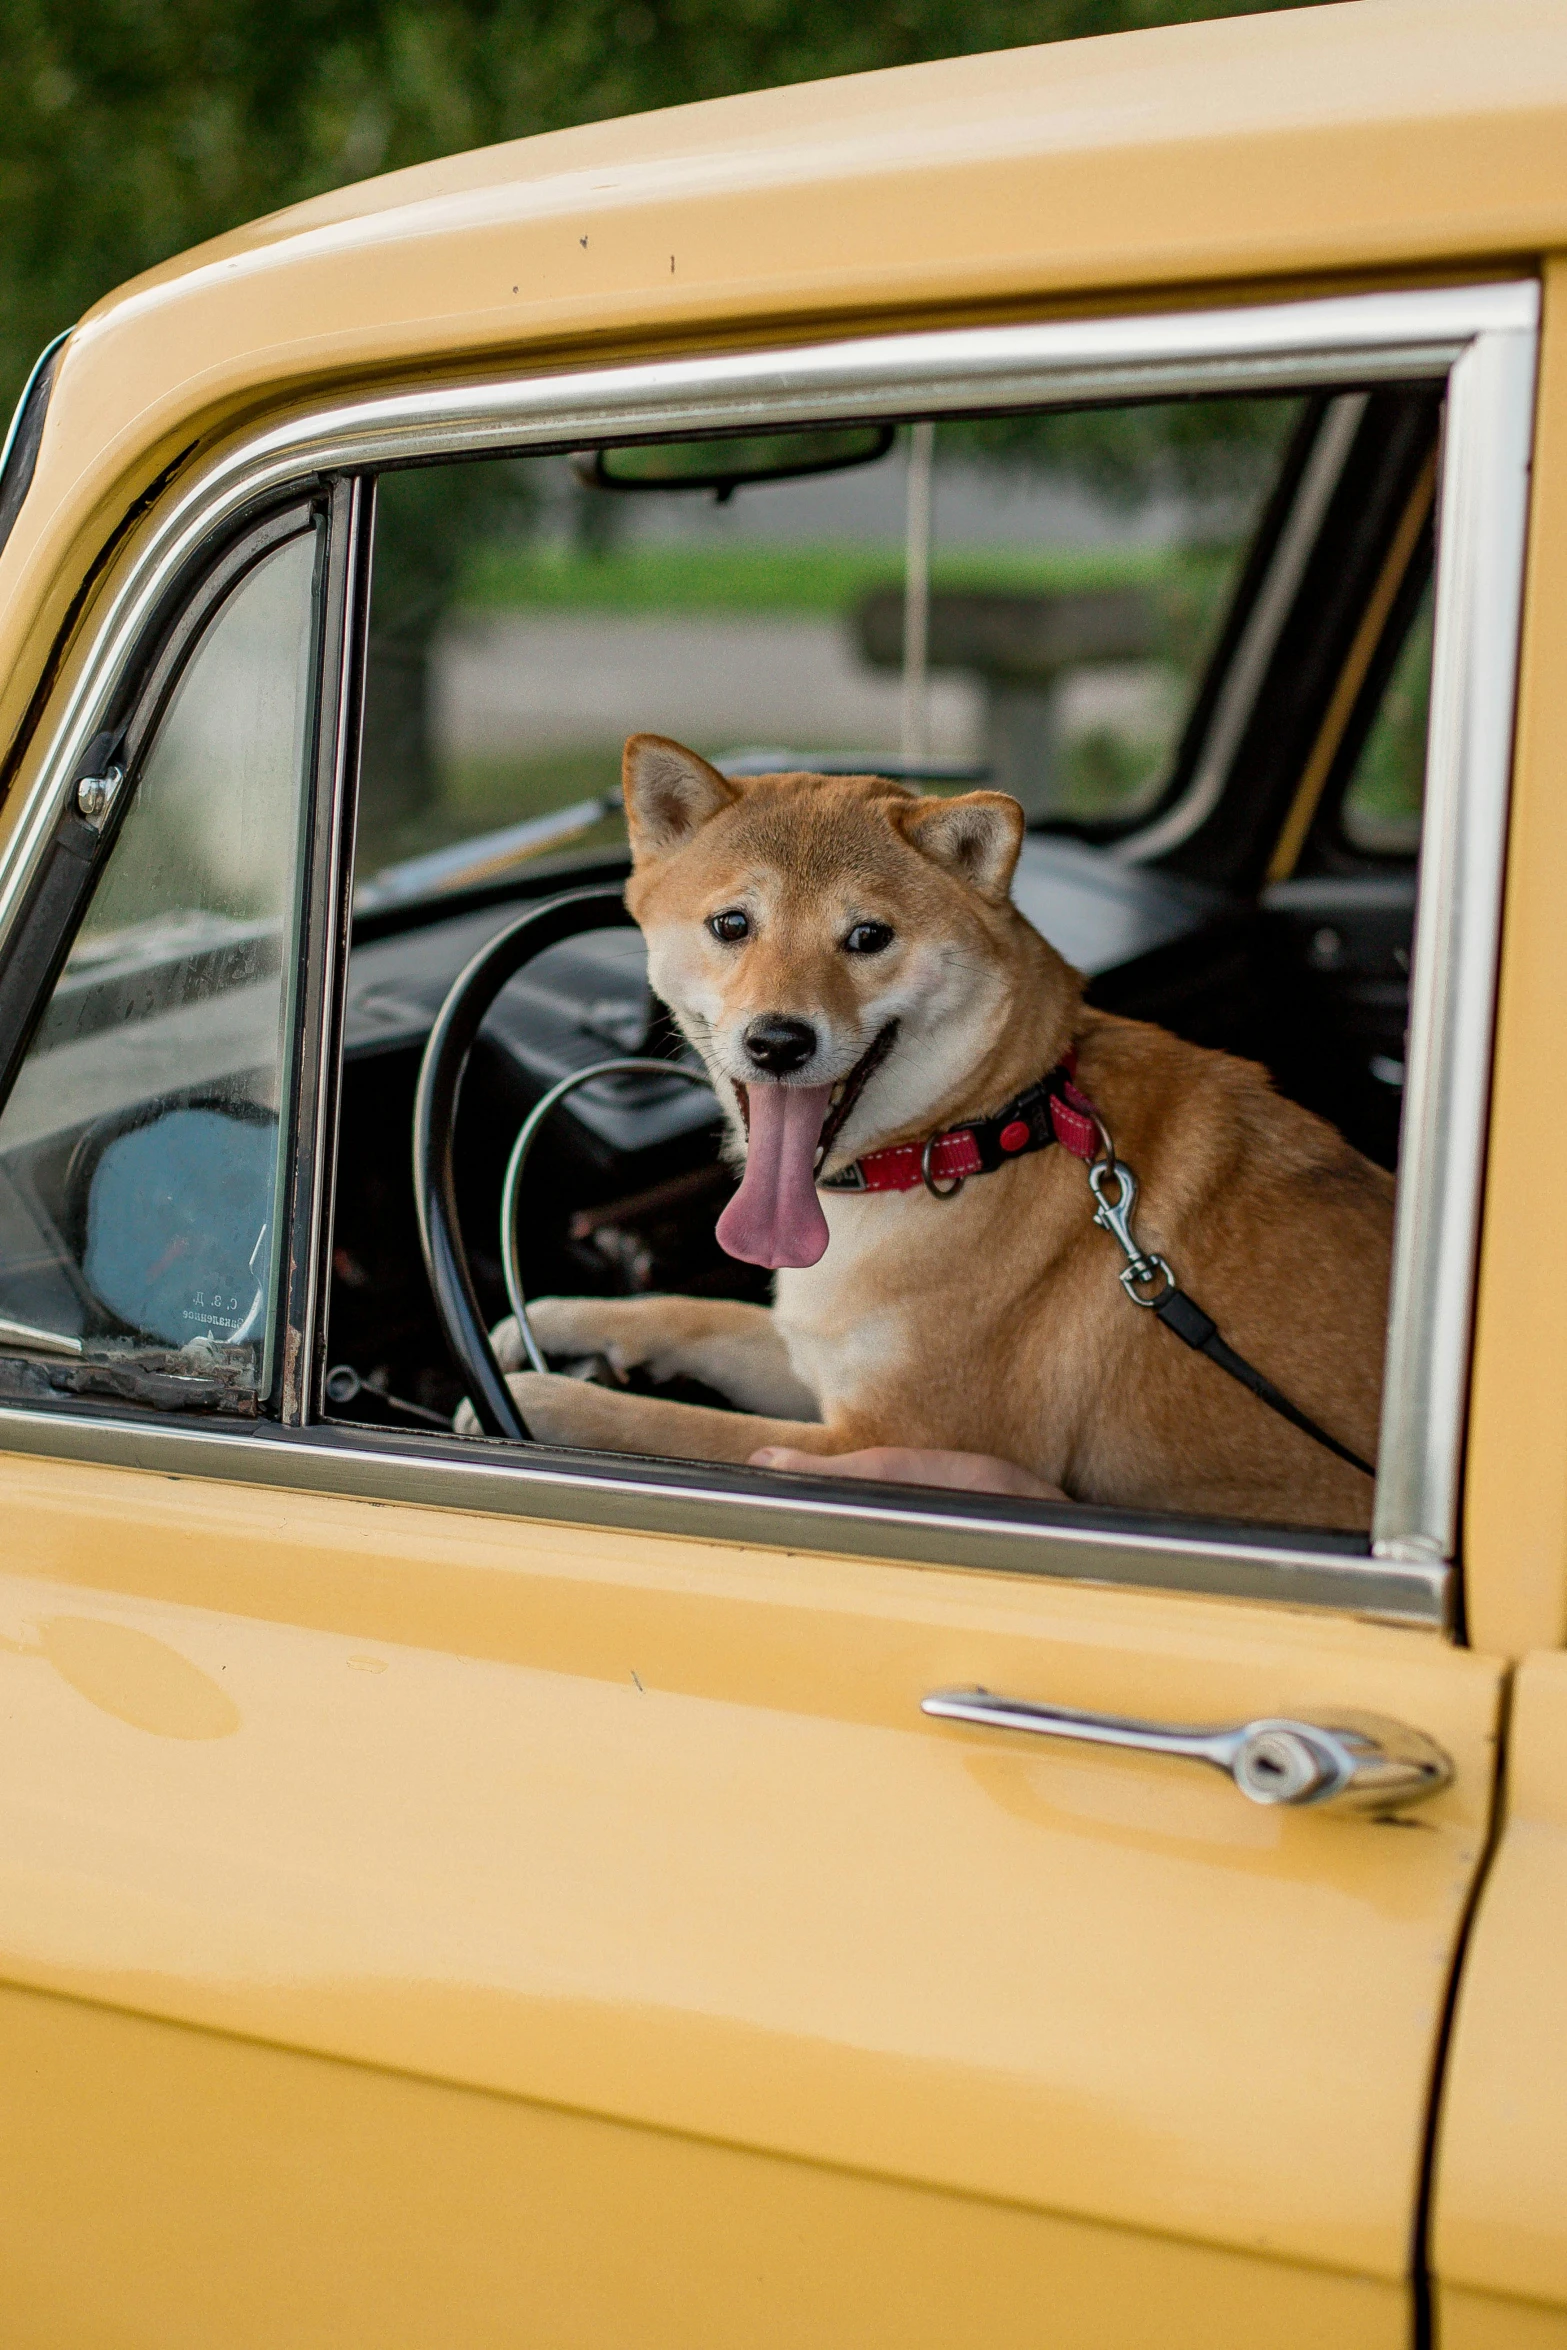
[921,1689,1453,1811]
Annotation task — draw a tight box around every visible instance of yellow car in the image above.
[0,2,1563,2342]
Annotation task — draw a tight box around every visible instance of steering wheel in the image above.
[413,883,721,1441]
[413,886,641,1437]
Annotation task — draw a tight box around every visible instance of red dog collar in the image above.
[820,1055,1102,1195]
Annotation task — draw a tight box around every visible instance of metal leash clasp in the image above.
[920,1134,965,1198]
[1086,1154,1174,1308]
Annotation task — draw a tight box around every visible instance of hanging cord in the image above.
[1083,1140,1375,1483]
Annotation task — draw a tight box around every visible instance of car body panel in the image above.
[1465,254,1567,1659]
[0,1446,1501,2338]
[1440,2300,1567,2350]
[0,1982,1408,2350]
[1434,1649,1567,2337]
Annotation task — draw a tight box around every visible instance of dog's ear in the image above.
[894,791,1025,905]
[623,735,739,863]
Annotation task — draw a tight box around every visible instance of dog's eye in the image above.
[844,920,894,956]
[707,909,750,944]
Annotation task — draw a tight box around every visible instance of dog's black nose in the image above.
[744,1015,818,1075]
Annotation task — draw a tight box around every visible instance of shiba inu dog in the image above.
[486,733,1394,1530]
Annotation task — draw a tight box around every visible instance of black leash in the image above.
[1149,1283,1376,1479]
[1085,1154,1375,1482]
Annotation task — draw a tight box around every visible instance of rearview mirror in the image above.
[571,423,895,503]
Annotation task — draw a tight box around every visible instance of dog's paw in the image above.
[487,1314,528,1373]
[501,1368,648,1452]
[456,1362,605,1439]
[460,1311,661,1439]
[453,1370,606,1446]
[520,1295,654,1375]
[487,1304,625,1374]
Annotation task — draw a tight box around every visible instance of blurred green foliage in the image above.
[1341,581,1431,851]
[950,398,1302,520]
[0,0,1328,415]
[0,0,1330,834]
[458,535,1171,616]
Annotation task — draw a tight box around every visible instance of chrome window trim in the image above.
[0,1403,1448,1629]
[1372,320,1539,1563]
[0,277,1538,1614]
[277,477,374,1423]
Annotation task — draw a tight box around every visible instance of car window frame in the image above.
[0,483,361,1412]
[0,283,1537,1635]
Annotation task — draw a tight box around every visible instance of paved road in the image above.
[434,611,983,762]
[433,611,1171,771]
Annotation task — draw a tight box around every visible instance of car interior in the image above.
[0,381,1437,1522]
[326,386,1435,1450]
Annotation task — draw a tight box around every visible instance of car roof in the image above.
[1,0,1564,777]
[104,0,1567,322]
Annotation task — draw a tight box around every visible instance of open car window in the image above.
[0,285,1532,1617]
[324,383,1438,1545]
[0,515,323,1414]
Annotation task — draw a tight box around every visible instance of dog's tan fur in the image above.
[496,735,1394,1530]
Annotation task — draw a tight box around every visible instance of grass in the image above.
[457,538,1185,619]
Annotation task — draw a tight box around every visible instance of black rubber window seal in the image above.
[0,329,72,566]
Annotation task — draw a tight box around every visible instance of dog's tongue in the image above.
[716,1082,833,1269]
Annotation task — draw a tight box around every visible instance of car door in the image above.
[1426,251,1567,2350]
[0,285,1533,2350]
[1432,1653,1567,2350]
